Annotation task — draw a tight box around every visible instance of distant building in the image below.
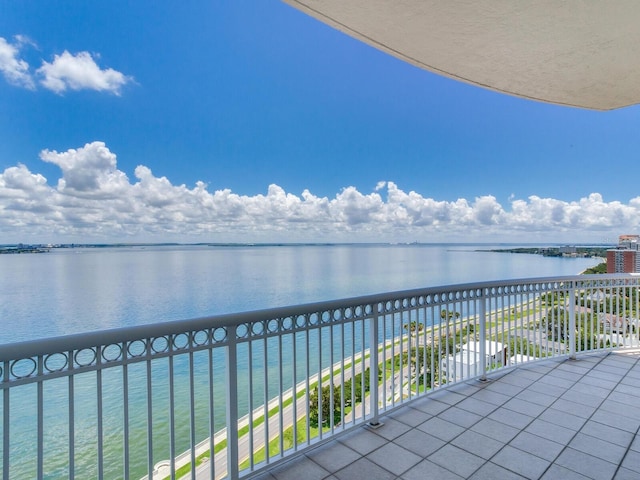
[559,245,577,255]
[619,235,640,250]
[607,235,640,273]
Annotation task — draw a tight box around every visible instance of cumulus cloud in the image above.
[0,36,35,89]
[40,142,130,196]
[0,35,132,94]
[1,141,640,242]
[37,51,132,94]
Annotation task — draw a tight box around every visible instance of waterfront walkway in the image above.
[252,350,640,480]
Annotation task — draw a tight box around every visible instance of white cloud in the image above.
[40,142,130,197]
[37,50,132,94]
[0,36,35,89]
[0,34,132,94]
[1,142,640,242]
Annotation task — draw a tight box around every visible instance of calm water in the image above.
[1,244,601,479]
[0,243,600,345]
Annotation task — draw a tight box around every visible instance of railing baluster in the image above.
[68,355,75,480]
[146,349,153,479]
[329,317,335,432]
[207,346,215,480]
[636,282,639,347]
[569,283,577,359]
[444,302,451,382]
[3,361,10,479]
[188,346,195,480]
[123,352,130,480]
[278,330,284,456]
[396,310,402,403]
[97,349,104,480]
[168,350,176,479]
[350,320,355,427]
[291,327,298,449]
[37,356,43,480]
[304,319,310,445]
[368,305,380,426]
[226,327,239,480]
[406,309,412,401]
[429,304,435,390]
[339,320,345,429]
[479,290,487,381]
[504,293,510,368]
[263,331,270,459]
[420,305,426,390]
[359,317,365,421]
[389,309,395,407]
[380,311,386,408]
[401,310,407,400]
[317,322,323,436]
[247,337,254,470]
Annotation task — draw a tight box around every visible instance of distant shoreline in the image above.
[1,242,615,249]
[478,246,611,259]
[0,245,49,254]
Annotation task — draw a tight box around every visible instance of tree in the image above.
[309,384,341,428]
[403,321,424,336]
[541,306,572,342]
[582,262,607,274]
[440,310,460,321]
[343,369,371,407]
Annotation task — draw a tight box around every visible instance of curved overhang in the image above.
[284,0,640,110]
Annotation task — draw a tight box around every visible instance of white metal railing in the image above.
[1,274,640,479]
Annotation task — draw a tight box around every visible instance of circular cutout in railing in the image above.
[193,330,210,346]
[75,348,97,368]
[11,357,37,379]
[173,333,190,350]
[267,319,280,333]
[102,344,123,363]
[44,352,69,373]
[212,327,227,343]
[127,339,147,358]
[282,317,293,331]
[151,336,169,354]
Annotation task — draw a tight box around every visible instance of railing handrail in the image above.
[2,273,636,361]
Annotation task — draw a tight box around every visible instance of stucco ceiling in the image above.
[284,0,640,110]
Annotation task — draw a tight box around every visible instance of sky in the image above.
[1,2,639,245]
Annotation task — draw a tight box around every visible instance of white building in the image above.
[441,340,507,382]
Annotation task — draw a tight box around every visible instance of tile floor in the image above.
[253,350,640,480]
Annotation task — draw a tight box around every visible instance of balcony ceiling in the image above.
[284,0,640,111]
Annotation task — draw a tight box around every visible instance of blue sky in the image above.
[1,1,639,244]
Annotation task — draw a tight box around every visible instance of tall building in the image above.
[619,234,640,250]
[607,235,640,273]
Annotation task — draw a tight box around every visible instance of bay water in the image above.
[1,243,600,345]
[0,244,600,478]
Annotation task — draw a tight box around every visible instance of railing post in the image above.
[368,304,380,427]
[569,283,577,359]
[479,290,487,381]
[3,361,9,480]
[226,327,239,479]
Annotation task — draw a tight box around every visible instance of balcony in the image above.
[258,350,640,480]
[2,274,640,479]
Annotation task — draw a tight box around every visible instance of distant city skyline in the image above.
[1,2,639,244]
